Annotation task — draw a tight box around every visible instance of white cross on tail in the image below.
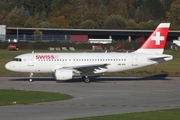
[151,32,164,45]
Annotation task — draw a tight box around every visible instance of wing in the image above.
[73,63,109,74]
[59,63,109,74]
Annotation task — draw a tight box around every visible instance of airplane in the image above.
[5,23,173,83]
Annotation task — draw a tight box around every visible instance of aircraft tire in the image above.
[82,76,90,83]
[84,78,90,83]
[29,79,33,82]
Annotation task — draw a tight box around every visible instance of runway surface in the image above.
[0,76,180,120]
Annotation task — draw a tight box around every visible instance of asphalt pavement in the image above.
[0,76,180,120]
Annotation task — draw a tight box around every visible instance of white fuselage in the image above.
[5,52,173,74]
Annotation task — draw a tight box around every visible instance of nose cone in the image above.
[5,62,16,72]
[5,62,11,71]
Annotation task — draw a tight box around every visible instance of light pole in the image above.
[17,27,18,41]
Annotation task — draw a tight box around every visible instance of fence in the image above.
[0,34,70,42]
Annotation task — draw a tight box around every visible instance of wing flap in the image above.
[73,63,109,74]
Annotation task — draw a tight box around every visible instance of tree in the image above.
[51,0,70,10]
[0,10,7,17]
[167,0,180,29]
[38,21,51,28]
[68,6,89,28]
[83,8,108,28]
[33,29,43,41]
[143,0,165,21]
[80,20,95,29]
[129,0,145,22]
[40,12,47,21]
[38,21,59,28]
[51,4,75,19]
[107,0,128,18]
[126,19,138,29]
[128,6,136,19]
[24,11,45,27]
[4,7,28,27]
[0,0,176,28]
[126,0,135,9]
[0,17,3,25]
[24,17,37,27]
[20,6,30,17]
[49,16,68,28]
[99,4,107,12]
[138,21,157,30]
[133,0,144,8]
[67,0,109,28]
[134,7,144,23]
[161,0,175,12]
[33,13,42,26]
[18,0,51,15]
[0,0,16,12]
[104,14,126,29]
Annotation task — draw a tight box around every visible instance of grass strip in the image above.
[68,108,180,120]
[0,89,72,106]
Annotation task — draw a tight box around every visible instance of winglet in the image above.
[134,23,170,54]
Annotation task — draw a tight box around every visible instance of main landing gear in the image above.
[29,73,33,82]
[82,76,90,83]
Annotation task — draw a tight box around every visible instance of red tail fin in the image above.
[134,23,170,54]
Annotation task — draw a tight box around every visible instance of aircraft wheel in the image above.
[29,78,33,82]
[84,78,90,83]
[82,76,90,83]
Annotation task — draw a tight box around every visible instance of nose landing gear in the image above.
[29,73,33,82]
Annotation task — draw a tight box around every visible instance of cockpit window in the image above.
[12,58,22,62]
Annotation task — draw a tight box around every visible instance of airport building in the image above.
[1,26,180,43]
[0,25,6,41]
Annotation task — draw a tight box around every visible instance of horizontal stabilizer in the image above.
[148,55,173,63]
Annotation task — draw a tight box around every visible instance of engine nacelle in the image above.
[54,69,73,80]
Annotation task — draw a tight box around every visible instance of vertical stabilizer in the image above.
[134,23,170,54]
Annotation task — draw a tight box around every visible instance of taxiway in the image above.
[0,76,180,120]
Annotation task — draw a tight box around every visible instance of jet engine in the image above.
[54,69,73,80]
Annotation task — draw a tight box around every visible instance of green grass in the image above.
[0,89,72,106]
[68,108,180,120]
[0,49,180,77]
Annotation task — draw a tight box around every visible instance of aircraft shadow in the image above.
[9,74,171,83]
